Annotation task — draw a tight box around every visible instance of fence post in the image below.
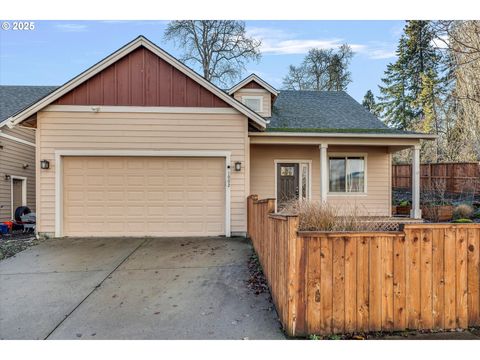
[286,215,300,336]
[247,195,258,239]
[428,163,432,190]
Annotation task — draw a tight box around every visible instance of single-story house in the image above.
[5,36,435,238]
[0,86,58,222]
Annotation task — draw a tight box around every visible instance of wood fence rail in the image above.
[247,195,480,337]
[392,162,480,193]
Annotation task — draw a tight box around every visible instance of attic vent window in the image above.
[241,96,263,113]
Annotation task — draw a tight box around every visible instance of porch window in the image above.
[329,156,365,193]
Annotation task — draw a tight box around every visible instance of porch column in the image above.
[319,144,328,203]
[410,145,422,219]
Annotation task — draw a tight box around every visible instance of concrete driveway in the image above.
[0,237,284,340]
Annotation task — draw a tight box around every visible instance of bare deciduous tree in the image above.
[282,65,310,90]
[282,45,353,91]
[432,20,480,160]
[164,20,261,87]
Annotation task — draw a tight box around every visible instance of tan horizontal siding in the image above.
[0,135,36,221]
[37,110,248,235]
[250,144,391,216]
[1,126,35,143]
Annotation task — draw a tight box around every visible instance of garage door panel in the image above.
[63,156,225,237]
[64,174,84,186]
[105,158,124,169]
[126,191,144,201]
[86,191,106,201]
[146,176,165,186]
[186,191,203,201]
[87,158,105,169]
[146,161,165,170]
[85,175,104,186]
[126,159,144,169]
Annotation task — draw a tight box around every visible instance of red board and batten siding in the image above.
[241,80,265,90]
[54,46,229,108]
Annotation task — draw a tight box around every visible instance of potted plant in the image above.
[395,200,411,216]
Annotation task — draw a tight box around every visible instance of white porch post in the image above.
[410,145,422,219]
[319,144,328,203]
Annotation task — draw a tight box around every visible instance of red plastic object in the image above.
[3,221,13,231]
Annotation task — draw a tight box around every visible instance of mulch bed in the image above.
[308,327,480,340]
[246,252,269,295]
[0,231,38,261]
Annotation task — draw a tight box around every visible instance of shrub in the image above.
[398,200,410,207]
[280,200,398,232]
[453,204,474,219]
[452,218,473,223]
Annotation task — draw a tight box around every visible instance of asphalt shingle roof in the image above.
[0,85,58,123]
[267,90,399,133]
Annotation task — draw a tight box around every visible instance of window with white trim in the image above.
[241,96,263,112]
[329,156,365,193]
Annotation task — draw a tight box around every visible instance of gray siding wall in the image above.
[0,126,36,221]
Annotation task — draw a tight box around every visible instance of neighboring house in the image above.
[5,36,434,238]
[0,86,57,222]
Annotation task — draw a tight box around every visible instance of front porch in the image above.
[248,134,423,219]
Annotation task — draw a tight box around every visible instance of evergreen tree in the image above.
[404,21,439,105]
[377,36,415,129]
[377,21,444,130]
[362,89,379,116]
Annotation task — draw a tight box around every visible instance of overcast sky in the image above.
[0,20,405,102]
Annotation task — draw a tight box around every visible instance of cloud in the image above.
[367,49,397,59]
[359,41,397,59]
[54,24,88,32]
[247,26,395,60]
[247,27,352,55]
[431,34,449,49]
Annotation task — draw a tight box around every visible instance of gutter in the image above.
[249,131,438,140]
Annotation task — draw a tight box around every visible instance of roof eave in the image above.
[9,36,267,129]
[249,131,438,140]
[228,74,279,96]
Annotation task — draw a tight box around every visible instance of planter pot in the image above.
[395,205,412,216]
[422,205,454,222]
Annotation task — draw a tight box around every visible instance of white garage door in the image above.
[62,157,225,237]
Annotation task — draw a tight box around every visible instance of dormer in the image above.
[228,74,279,118]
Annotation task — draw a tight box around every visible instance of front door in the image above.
[276,163,299,210]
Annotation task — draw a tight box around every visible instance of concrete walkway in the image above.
[0,237,284,340]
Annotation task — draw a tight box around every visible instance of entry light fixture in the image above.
[4,174,11,181]
[234,161,242,172]
[40,160,50,169]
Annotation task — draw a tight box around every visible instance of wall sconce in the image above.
[40,160,50,169]
[22,163,29,169]
[5,174,11,181]
[234,161,242,172]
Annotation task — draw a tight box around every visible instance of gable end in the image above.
[54,46,229,108]
[241,80,265,90]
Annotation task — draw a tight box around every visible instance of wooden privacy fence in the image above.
[392,162,480,193]
[247,195,480,337]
